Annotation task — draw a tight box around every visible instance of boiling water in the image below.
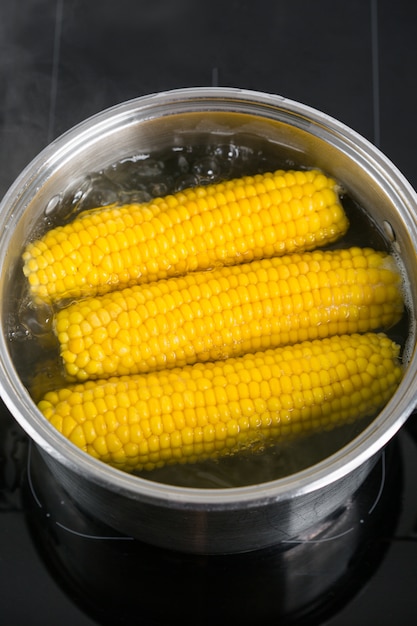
[7,138,411,488]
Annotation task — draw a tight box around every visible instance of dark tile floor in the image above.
[1,1,417,624]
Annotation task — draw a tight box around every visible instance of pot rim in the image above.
[0,86,417,510]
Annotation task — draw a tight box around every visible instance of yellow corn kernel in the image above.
[53,247,404,381]
[37,332,403,472]
[22,169,348,303]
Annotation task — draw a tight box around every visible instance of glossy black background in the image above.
[1,1,417,624]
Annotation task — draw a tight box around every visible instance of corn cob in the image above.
[37,332,403,472]
[22,169,348,304]
[53,247,404,381]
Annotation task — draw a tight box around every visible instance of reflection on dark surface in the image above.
[23,440,401,626]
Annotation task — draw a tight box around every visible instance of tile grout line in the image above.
[370,0,381,148]
[47,0,64,144]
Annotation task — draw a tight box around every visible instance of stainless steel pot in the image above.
[0,87,416,554]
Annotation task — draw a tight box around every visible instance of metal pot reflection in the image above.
[24,440,402,625]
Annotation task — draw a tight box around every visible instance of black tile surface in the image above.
[1,1,417,624]
[1,0,416,196]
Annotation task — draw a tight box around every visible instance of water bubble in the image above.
[44,194,62,217]
[117,188,153,204]
[175,154,191,174]
[382,220,396,243]
[136,158,165,179]
[235,145,257,165]
[8,325,30,342]
[192,156,221,184]
[212,143,239,161]
[149,181,170,198]
[107,158,143,188]
[53,178,94,224]
[17,300,54,345]
[74,174,120,212]
[174,174,199,192]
